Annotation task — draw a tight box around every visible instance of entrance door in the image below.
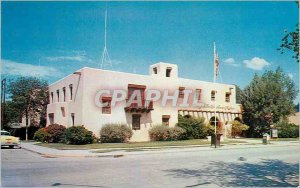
[132,114,141,130]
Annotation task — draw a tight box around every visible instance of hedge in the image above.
[149,125,186,141]
[275,121,299,138]
[100,124,133,143]
[65,125,94,145]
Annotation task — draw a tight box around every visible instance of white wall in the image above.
[47,62,241,142]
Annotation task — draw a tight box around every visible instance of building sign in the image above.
[271,129,278,138]
[197,103,236,111]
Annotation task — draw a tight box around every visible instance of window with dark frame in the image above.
[56,90,60,102]
[196,89,202,101]
[128,84,146,100]
[225,92,231,102]
[211,91,216,101]
[61,107,65,117]
[162,115,170,126]
[69,84,73,100]
[71,113,75,126]
[179,87,185,98]
[153,67,157,74]
[51,92,54,103]
[132,114,141,130]
[102,97,112,114]
[63,87,66,102]
[49,113,54,125]
[166,67,172,77]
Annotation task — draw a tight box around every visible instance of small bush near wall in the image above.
[275,121,299,138]
[177,115,208,139]
[65,126,94,145]
[100,124,133,143]
[33,128,51,142]
[46,124,66,143]
[149,125,186,141]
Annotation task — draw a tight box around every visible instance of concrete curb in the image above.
[21,142,299,158]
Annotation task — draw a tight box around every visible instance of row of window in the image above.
[48,112,75,126]
[153,67,172,77]
[179,87,231,102]
[49,112,170,131]
[50,84,73,103]
[132,114,170,130]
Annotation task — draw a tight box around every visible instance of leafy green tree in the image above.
[235,85,242,104]
[8,77,49,140]
[241,68,296,137]
[3,101,22,129]
[231,120,249,138]
[277,24,299,62]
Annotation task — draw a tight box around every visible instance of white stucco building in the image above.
[47,62,241,141]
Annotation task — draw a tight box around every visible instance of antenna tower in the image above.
[100,5,112,69]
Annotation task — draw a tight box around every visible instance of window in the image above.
[196,89,202,101]
[51,92,54,103]
[128,84,146,100]
[211,91,216,101]
[48,113,54,124]
[132,114,141,130]
[225,92,230,102]
[166,67,172,77]
[61,107,65,117]
[153,67,157,74]
[71,113,75,126]
[63,87,66,102]
[162,115,170,126]
[56,90,60,102]
[179,87,185,98]
[69,84,73,100]
[102,97,112,114]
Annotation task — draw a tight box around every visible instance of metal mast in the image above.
[213,42,217,148]
[100,6,112,69]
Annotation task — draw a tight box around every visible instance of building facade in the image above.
[47,62,241,141]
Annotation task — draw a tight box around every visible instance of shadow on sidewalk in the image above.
[164,159,299,187]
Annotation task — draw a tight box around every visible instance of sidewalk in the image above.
[19,139,299,158]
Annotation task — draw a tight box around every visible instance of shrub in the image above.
[177,115,208,139]
[65,125,94,145]
[46,124,66,143]
[100,124,133,143]
[149,125,186,141]
[275,121,299,138]
[231,120,249,138]
[33,128,51,142]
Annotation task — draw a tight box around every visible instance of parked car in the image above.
[1,130,21,149]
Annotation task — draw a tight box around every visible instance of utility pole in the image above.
[1,78,7,130]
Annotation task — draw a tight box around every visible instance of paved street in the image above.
[1,145,299,187]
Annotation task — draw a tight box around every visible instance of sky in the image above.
[2,2,299,95]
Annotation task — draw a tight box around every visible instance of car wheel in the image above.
[9,146,14,149]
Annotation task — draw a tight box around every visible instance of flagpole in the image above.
[213,42,217,148]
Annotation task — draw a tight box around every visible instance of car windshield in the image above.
[1,131,10,136]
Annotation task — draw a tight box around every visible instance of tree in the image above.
[231,120,249,138]
[8,77,49,140]
[240,68,296,137]
[235,85,242,104]
[2,101,23,129]
[277,24,299,62]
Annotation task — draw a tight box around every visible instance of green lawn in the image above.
[271,138,299,141]
[36,139,246,150]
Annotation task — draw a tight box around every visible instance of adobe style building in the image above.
[47,62,241,141]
